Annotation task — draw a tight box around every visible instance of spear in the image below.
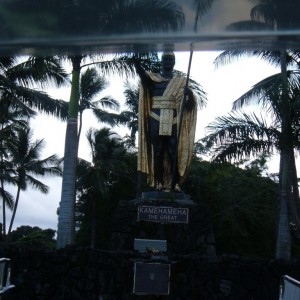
[170,0,215,191]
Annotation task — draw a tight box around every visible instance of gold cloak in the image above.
[137,72,198,188]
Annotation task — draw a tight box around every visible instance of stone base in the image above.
[108,196,216,257]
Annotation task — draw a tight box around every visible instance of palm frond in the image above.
[92,97,120,111]
[16,86,69,120]
[232,70,300,122]
[92,109,122,127]
[214,50,283,69]
[7,56,70,89]
[25,175,49,194]
[289,50,300,68]
[94,57,136,78]
[0,188,15,210]
[0,170,18,186]
[232,72,282,110]
[123,80,139,112]
[117,111,137,124]
[80,68,108,102]
[192,0,215,31]
[0,57,17,71]
[211,139,276,163]
[189,78,207,109]
[203,111,280,162]
[206,112,278,140]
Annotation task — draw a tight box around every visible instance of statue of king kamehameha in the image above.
[134,52,198,192]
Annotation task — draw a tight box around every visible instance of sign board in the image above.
[133,262,170,295]
[134,238,167,254]
[137,206,189,223]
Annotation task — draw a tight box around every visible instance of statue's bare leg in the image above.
[168,125,181,191]
[149,118,165,190]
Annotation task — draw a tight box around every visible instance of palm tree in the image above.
[204,51,300,259]
[56,0,187,248]
[7,127,62,235]
[117,81,140,145]
[0,56,69,119]
[212,0,300,260]
[76,127,133,248]
[78,67,120,143]
[0,95,29,238]
[0,56,69,238]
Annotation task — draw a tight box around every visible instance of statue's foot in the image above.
[174,184,182,192]
[156,183,163,191]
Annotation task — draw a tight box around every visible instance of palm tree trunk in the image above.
[77,111,83,144]
[8,186,21,235]
[290,149,300,213]
[287,145,300,241]
[276,150,291,259]
[90,197,96,249]
[56,56,82,248]
[1,180,6,239]
[0,128,6,239]
[275,51,291,260]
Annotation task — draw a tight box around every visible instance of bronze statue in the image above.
[135,52,198,192]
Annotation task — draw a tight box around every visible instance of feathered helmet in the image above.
[162,51,175,58]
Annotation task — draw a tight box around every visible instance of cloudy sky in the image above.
[4,50,283,233]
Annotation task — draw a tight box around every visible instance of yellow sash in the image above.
[150,76,185,136]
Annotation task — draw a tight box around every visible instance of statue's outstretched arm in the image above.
[133,58,151,87]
